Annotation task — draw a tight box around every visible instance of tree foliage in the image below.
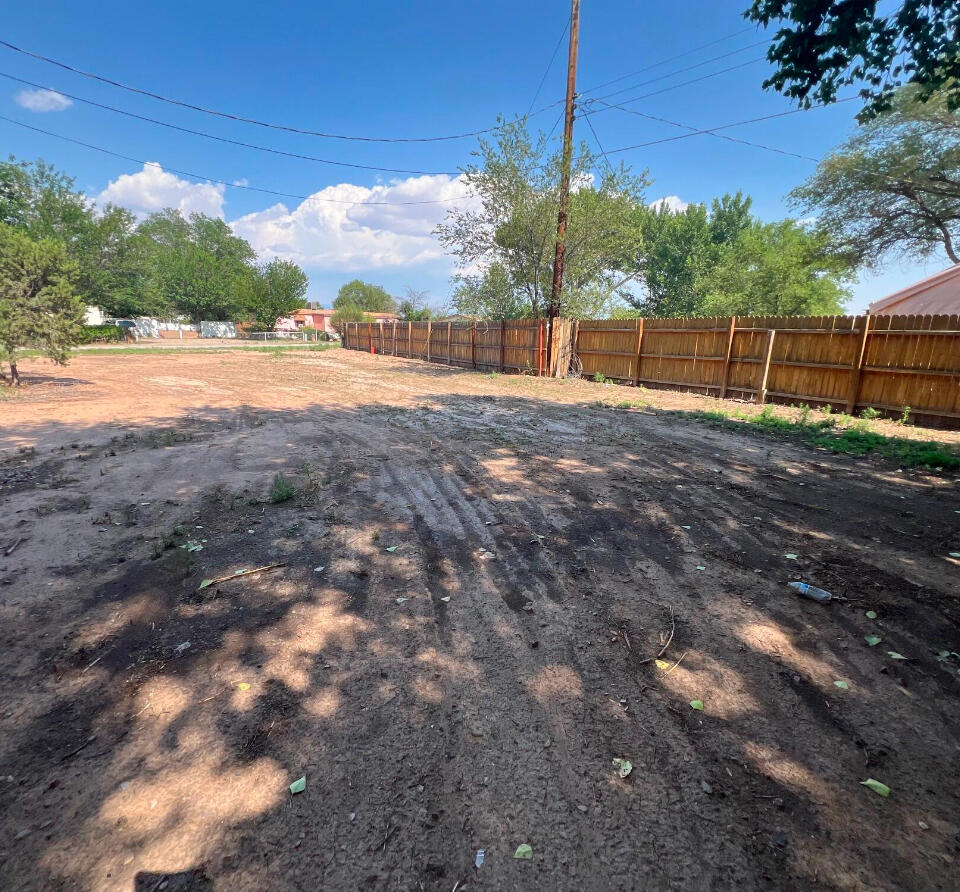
[398,288,433,321]
[0,155,311,325]
[334,279,397,313]
[246,259,309,329]
[627,192,853,317]
[0,223,84,384]
[330,301,370,334]
[437,118,649,320]
[791,86,960,265]
[745,0,960,118]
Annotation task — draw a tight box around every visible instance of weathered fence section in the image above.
[574,314,960,424]
[343,314,960,425]
[345,319,552,375]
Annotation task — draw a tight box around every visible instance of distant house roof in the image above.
[868,264,960,315]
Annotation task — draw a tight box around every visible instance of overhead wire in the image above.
[527,21,570,117]
[0,70,462,176]
[0,114,475,206]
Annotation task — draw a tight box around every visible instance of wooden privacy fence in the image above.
[574,314,960,425]
[344,319,567,376]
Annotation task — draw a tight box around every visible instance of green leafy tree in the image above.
[745,0,960,118]
[334,279,397,313]
[705,220,853,315]
[397,288,433,321]
[627,193,852,317]
[436,118,648,319]
[0,156,92,247]
[330,301,370,334]
[247,258,309,329]
[791,86,960,265]
[0,223,84,385]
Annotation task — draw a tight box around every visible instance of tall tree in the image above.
[0,223,84,385]
[745,0,960,118]
[449,263,530,319]
[397,287,432,321]
[247,259,309,329]
[436,118,648,319]
[334,280,397,313]
[791,86,960,265]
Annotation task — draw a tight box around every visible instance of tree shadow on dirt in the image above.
[1,389,958,890]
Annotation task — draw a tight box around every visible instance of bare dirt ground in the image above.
[1,348,958,892]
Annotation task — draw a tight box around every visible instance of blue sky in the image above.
[1,0,948,312]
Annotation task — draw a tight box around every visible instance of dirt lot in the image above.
[1,347,959,891]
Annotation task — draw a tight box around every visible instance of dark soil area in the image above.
[1,349,959,891]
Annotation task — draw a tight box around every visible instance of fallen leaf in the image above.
[237,682,251,691]
[864,635,882,646]
[514,844,533,860]
[950,552,960,559]
[289,776,306,795]
[865,610,877,620]
[681,525,691,530]
[695,565,706,571]
[440,596,450,602]
[395,597,408,605]
[860,778,890,798]
[654,659,671,671]
[784,553,798,561]
[690,699,704,711]
[701,780,713,794]
[612,758,632,778]
[198,579,214,590]
[834,680,849,690]
[887,651,908,660]
[313,565,325,573]
[385,545,399,553]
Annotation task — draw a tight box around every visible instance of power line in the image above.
[0,114,475,206]
[582,107,614,174]
[0,36,562,143]
[0,71,462,176]
[527,22,570,116]
[582,39,769,103]
[579,25,757,95]
[582,57,767,117]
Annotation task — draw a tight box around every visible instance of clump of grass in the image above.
[687,405,960,470]
[593,372,607,384]
[269,472,296,503]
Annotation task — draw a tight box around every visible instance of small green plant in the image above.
[593,372,606,384]
[268,472,296,503]
[486,371,500,379]
[796,403,812,427]
[898,406,912,426]
[860,406,882,421]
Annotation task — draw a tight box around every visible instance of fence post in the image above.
[407,322,412,358]
[538,320,544,376]
[757,329,777,403]
[426,320,432,362]
[500,320,506,372]
[369,323,374,354]
[846,315,872,414]
[393,321,397,355]
[447,321,453,365]
[719,316,737,399]
[632,317,645,387]
[471,321,477,370]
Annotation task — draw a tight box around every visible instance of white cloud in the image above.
[97,163,226,218]
[230,174,477,270]
[232,177,249,187]
[649,195,689,213]
[14,88,73,112]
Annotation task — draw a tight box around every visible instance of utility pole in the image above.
[547,0,581,367]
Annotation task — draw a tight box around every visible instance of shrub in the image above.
[78,324,124,344]
[268,472,296,503]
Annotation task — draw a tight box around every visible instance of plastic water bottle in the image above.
[788,581,832,604]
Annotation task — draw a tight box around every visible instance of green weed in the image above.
[268,472,296,503]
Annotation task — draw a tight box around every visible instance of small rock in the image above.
[577,804,588,813]
[773,831,788,848]
[919,820,929,830]
[14,829,31,841]
[701,781,713,794]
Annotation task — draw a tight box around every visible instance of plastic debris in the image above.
[864,635,882,646]
[860,778,890,798]
[887,651,908,660]
[788,581,831,604]
[612,758,633,778]
[690,699,704,711]
[784,553,798,560]
[865,610,878,620]
[440,596,451,603]
[514,844,533,860]
[834,680,850,690]
[385,545,399,553]
[695,565,706,571]
[395,597,408,605]
[313,565,325,573]
[289,776,306,795]
[681,525,691,530]
[701,780,713,794]
[475,849,485,868]
[174,641,191,654]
